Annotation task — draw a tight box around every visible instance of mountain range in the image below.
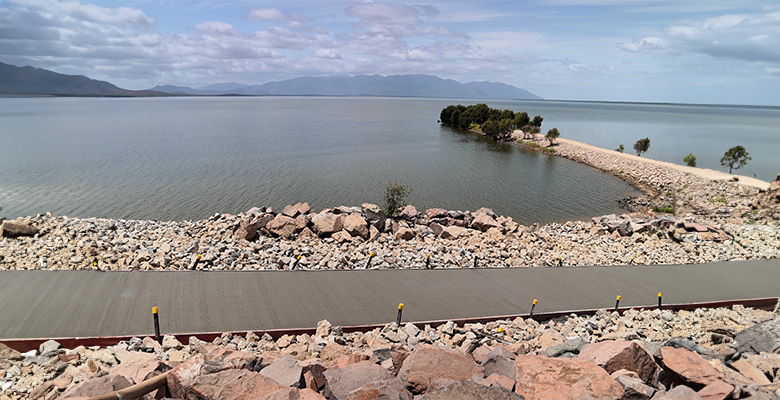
[0,61,541,100]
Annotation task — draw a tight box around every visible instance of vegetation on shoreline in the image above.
[439,103,543,141]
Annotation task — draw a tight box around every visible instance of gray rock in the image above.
[361,203,386,232]
[420,380,525,400]
[662,337,711,355]
[544,336,585,357]
[1,219,39,237]
[616,375,656,400]
[260,354,303,388]
[735,316,780,355]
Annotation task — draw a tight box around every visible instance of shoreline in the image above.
[1,136,778,272]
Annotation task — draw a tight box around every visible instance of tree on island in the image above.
[683,153,696,167]
[720,146,751,174]
[616,144,624,153]
[531,115,543,127]
[440,104,524,141]
[545,128,560,146]
[633,137,650,156]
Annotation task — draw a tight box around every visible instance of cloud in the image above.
[344,1,464,38]
[616,36,673,54]
[246,8,310,23]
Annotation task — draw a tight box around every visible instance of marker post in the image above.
[396,303,404,325]
[152,307,161,344]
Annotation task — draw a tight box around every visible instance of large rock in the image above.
[267,215,300,239]
[734,315,780,354]
[578,340,659,384]
[168,349,263,399]
[397,345,484,394]
[482,352,515,380]
[615,375,655,400]
[398,205,418,221]
[187,368,286,400]
[697,380,733,400]
[1,219,39,237]
[362,203,386,231]
[312,212,345,236]
[345,377,412,400]
[729,359,770,385]
[260,354,303,388]
[113,359,171,385]
[425,208,449,219]
[343,214,369,239]
[258,387,326,400]
[655,347,721,387]
[440,226,466,240]
[514,355,624,400]
[653,386,702,400]
[332,230,354,243]
[323,361,395,400]
[394,227,416,241]
[58,372,132,399]
[420,380,524,400]
[234,216,259,240]
[470,213,502,232]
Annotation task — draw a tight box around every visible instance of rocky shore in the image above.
[1,135,778,271]
[3,305,780,399]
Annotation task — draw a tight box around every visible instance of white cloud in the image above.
[246,8,310,23]
[615,36,673,54]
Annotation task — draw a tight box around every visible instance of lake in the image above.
[3,96,774,224]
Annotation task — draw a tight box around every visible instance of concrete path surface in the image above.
[1,259,778,339]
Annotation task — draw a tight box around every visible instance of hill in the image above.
[0,62,158,96]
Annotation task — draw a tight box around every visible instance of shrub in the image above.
[384,181,412,218]
[683,153,696,167]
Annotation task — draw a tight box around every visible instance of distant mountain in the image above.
[153,74,542,100]
[0,61,160,97]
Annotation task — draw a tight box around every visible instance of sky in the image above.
[1,0,779,105]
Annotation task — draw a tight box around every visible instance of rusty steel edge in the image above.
[2,297,776,353]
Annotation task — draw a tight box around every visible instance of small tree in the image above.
[633,137,650,156]
[683,153,697,167]
[531,115,544,127]
[545,128,560,146]
[384,181,412,218]
[616,144,624,153]
[720,146,751,174]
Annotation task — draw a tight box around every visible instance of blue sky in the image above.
[1,0,779,105]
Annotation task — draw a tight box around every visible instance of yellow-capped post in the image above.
[396,303,404,325]
[292,254,302,270]
[557,256,562,266]
[658,292,663,309]
[152,306,161,344]
[425,254,431,269]
[366,252,375,268]
[615,295,621,312]
[530,299,538,318]
[189,253,202,270]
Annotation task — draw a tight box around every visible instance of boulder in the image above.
[260,354,303,388]
[615,375,655,400]
[729,359,770,385]
[312,213,345,236]
[234,216,259,240]
[440,226,465,240]
[187,368,286,400]
[282,205,300,218]
[653,385,702,400]
[655,347,721,387]
[697,380,733,400]
[293,202,312,215]
[398,205,418,221]
[734,316,780,354]
[394,227,415,241]
[343,214,369,239]
[1,219,39,237]
[168,349,263,399]
[361,203,386,231]
[323,361,395,400]
[267,215,300,239]
[470,213,502,232]
[482,352,515,380]
[258,387,326,400]
[113,359,171,386]
[397,345,484,394]
[345,377,412,400]
[420,380,524,399]
[425,208,449,219]
[578,340,659,384]
[544,336,585,358]
[300,359,328,392]
[513,355,624,400]
[429,222,445,237]
[58,372,132,399]
[332,230,354,243]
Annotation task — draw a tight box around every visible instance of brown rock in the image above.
[482,353,515,380]
[300,359,328,391]
[260,354,303,388]
[188,368,286,400]
[656,347,721,387]
[267,215,300,238]
[113,359,170,385]
[388,346,410,375]
[234,216,259,240]
[398,205,418,220]
[258,387,327,400]
[343,214,369,239]
[615,375,655,400]
[167,349,262,399]
[470,213,502,232]
[729,359,771,385]
[486,373,516,391]
[654,385,702,399]
[320,342,350,361]
[332,230,354,243]
[361,203,386,231]
[425,208,449,219]
[514,355,624,400]
[398,345,484,394]
[440,226,465,240]
[697,380,733,400]
[578,340,660,384]
[298,227,319,241]
[334,353,371,369]
[429,222,445,237]
[282,205,300,218]
[323,361,395,400]
[537,330,565,348]
[394,227,415,241]
[312,213,345,236]
[1,219,39,237]
[58,372,132,399]
[421,380,524,400]
[345,378,412,400]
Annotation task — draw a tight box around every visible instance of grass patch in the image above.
[653,205,675,214]
[711,196,728,204]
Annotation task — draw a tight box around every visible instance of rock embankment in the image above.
[3,305,779,399]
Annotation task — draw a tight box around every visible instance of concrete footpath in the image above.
[1,259,778,339]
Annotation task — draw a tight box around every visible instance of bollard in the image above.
[292,255,301,270]
[152,307,161,345]
[189,254,202,270]
[396,303,404,325]
[530,299,538,318]
[557,257,562,266]
[92,257,100,271]
[615,295,621,312]
[366,252,375,268]
[630,257,635,264]
[474,256,478,268]
[425,254,431,269]
[658,293,663,309]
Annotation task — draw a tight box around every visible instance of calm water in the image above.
[8,96,773,224]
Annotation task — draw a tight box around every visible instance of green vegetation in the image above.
[439,104,543,142]
[616,144,624,153]
[720,146,751,174]
[545,128,560,146]
[384,181,412,218]
[711,196,728,204]
[683,153,696,167]
[633,137,650,156]
[653,205,675,214]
